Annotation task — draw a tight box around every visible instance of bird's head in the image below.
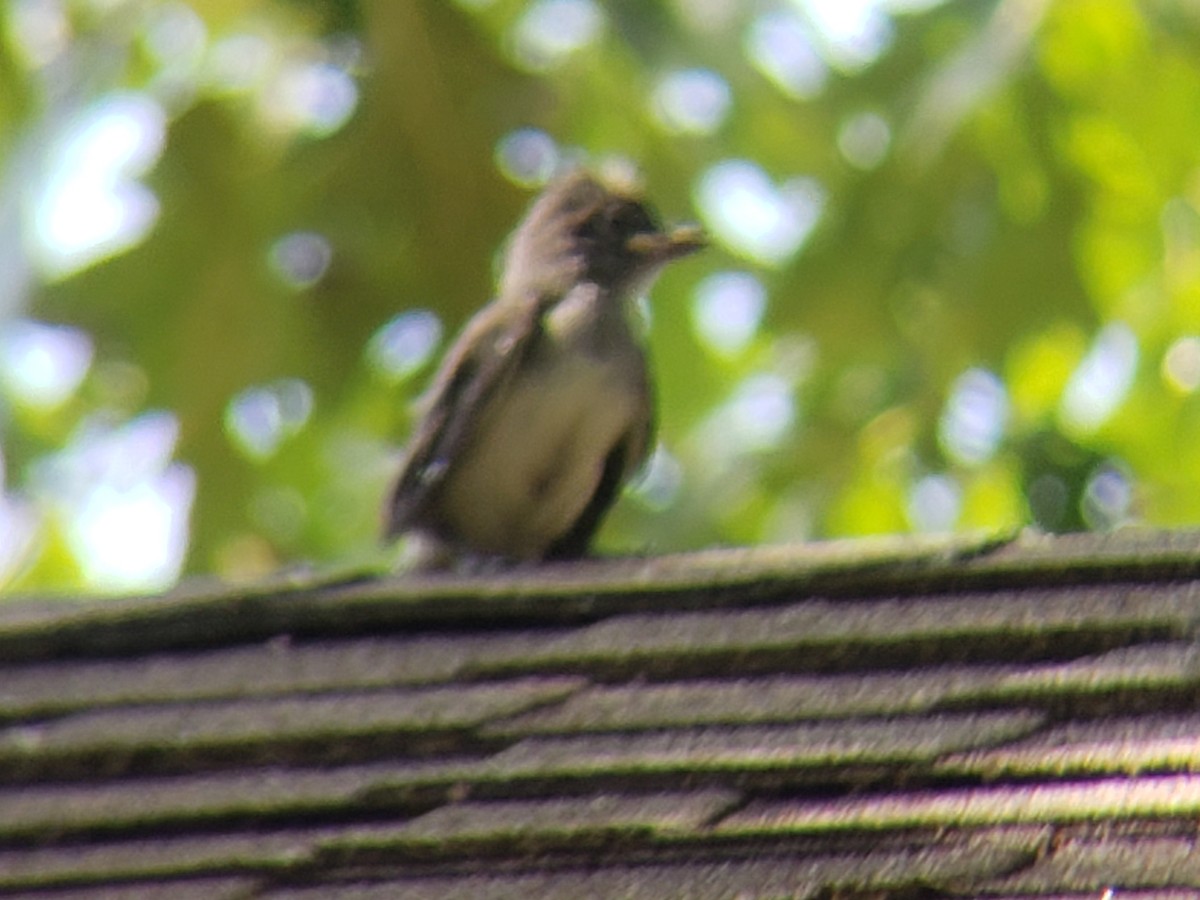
[499,170,705,301]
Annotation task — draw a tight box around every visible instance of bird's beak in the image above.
[627,224,707,262]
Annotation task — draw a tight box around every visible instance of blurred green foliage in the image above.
[3,0,1200,593]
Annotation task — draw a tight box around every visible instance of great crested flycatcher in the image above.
[384,169,705,563]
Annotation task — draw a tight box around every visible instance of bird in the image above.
[383,169,705,565]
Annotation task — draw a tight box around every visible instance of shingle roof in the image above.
[4,529,1200,897]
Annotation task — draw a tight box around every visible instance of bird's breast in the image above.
[438,334,647,559]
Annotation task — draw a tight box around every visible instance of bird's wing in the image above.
[383,296,546,539]
[625,358,656,479]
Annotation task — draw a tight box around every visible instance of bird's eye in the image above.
[576,213,604,241]
[613,204,655,236]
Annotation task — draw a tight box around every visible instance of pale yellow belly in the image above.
[440,355,641,558]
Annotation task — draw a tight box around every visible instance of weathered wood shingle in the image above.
[3,529,1200,897]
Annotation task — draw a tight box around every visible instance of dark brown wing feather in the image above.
[383,297,544,539]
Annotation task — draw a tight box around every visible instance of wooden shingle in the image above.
[4,529,1200,896]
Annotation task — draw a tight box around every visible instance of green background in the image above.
[2,0,1196,592]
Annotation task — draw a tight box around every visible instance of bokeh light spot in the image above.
[630,444,684,511]
[367,310,443,383]
[696,159,824,267]
[0,319,93,410]
[73,467,195,593]
[907,473,961,533]
[142,1,207,94]
[696,372,795,466]
[8,0,70,69]
[744,10,827,99]
[206,33,273,92]
[651,68,732,136]
[837,111,891,170]
[269,231,332,290]
[511,0,604,71]
[264,59,357,137]
[939,368,1008,466]
[32,411,193,592]
[798,0,893,71]
[728,373,794,450]
[1060,322,1138,434]
[1162,335,1200,394]
[226,379,314,460]
[691,271,766,358]
[1082,462,1132,530]
[496,128,560,186]
[32,92,166,277]
[0,490,38,588]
